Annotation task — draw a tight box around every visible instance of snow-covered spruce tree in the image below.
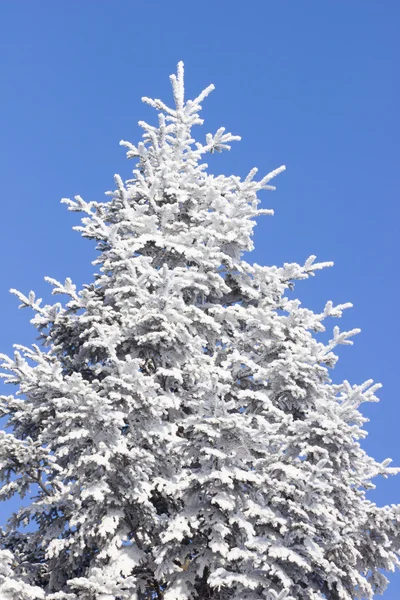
[0,63,399,600]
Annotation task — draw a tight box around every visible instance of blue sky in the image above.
[0,1,399,596]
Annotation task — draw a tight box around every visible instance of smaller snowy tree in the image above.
[0,62,400,600]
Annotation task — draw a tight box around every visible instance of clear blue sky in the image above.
[0,1,399,596]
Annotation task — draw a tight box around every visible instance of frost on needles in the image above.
[0,62,399,600]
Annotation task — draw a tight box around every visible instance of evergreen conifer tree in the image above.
[1,63,399,600]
